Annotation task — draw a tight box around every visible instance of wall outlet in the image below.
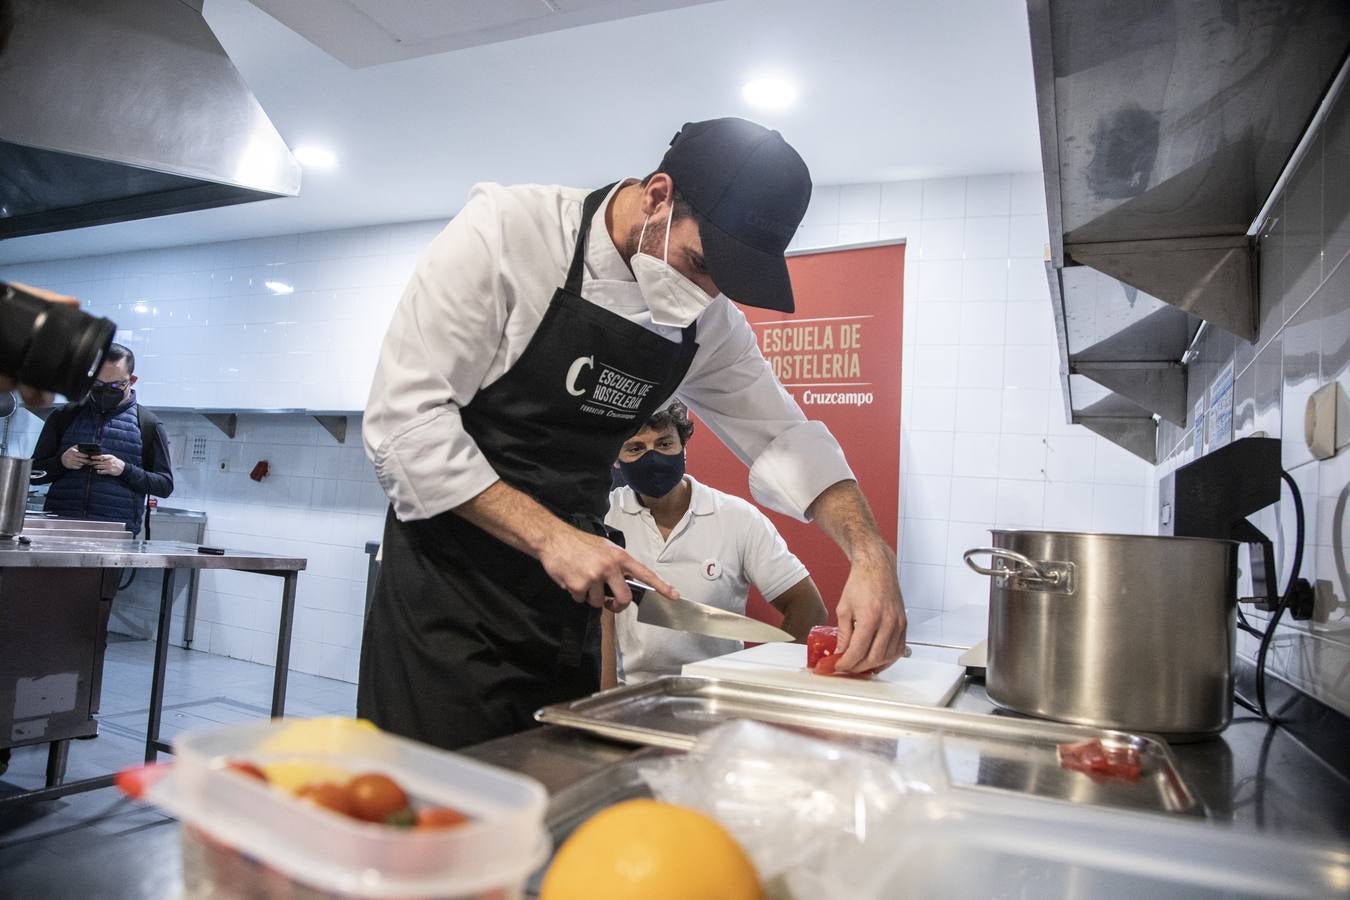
[1305,382,1340,460]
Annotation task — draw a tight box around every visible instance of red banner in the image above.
[689,241,905,624]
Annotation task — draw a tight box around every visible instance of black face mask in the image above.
[90,386,125,413]
[619,449,686,498]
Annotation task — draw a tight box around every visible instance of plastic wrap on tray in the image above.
[637,720,949,890]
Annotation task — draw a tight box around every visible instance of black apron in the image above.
[358,185,699,750]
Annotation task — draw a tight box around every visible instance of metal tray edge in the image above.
[534,676,1197,812]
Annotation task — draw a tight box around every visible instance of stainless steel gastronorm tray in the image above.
[536,676,1197,815]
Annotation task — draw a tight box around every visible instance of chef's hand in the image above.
[833,542,907,674]
[807,480,908,674]
[539,525,678,611]
[61,445,92,470]
[454,480,679,611]
[90,454,126,477]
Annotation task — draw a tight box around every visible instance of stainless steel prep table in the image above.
[0,535,306,808]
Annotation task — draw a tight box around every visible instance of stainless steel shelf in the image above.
[1029,0,1350,461]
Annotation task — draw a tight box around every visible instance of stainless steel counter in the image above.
[0,535,304,571]
[463,678,1350,844]
[3,674,1345,899]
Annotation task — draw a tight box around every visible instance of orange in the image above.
[540,799,762,900]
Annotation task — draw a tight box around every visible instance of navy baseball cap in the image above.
[659,118,811,313]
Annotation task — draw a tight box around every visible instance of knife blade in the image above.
[615,578,794,643]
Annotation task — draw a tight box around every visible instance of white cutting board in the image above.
[682,642,966,707]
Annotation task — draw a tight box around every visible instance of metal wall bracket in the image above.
[1074,414,1159,463]
[1067,236,1257,343]
[313,415,347,444]
[201,413,237,439]
[1072,396,1159,463]
[1070,360,1187,426]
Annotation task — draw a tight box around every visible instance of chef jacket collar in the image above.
[587,179,639,283]
[618,474,716,517]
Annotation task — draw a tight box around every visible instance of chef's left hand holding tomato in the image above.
[808,480,908,675]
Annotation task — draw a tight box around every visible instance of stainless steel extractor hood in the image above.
[0,0,300,240]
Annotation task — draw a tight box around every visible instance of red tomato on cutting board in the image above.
[806,625,838,669]
[806,625,884,677]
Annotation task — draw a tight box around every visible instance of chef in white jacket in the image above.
[360,118,907,750]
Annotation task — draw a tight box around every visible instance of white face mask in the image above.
[631,204,715,328]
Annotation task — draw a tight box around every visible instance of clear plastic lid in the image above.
[145,717,549,898]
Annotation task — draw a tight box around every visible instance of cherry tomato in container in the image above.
[225,760,268,783]
[296,782,357,818]
[416,807,471,830]
[347,773,410,823]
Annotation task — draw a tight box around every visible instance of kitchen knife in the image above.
[614,578,794,643]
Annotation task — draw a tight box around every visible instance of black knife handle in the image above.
[602,578,650,604]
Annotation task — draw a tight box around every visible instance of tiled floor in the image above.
[0,636,356,899]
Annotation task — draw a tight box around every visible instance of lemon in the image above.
[257,717,379,755]
[540,799,762,900]
[258,760,352,793]
[253,717,381,792]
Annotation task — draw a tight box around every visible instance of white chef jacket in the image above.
[606,476,809,683]
[364,181,853,523]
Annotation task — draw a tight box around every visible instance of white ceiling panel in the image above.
[249,0,719,68]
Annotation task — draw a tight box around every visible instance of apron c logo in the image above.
[565,355,594,397]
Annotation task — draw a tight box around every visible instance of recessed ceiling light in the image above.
[293,145,338,170]
[741,77,798,110]
[265,281,295,295]
[132,302,149,314]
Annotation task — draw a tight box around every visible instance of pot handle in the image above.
[963,547,1072,589]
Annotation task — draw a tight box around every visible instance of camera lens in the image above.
[0,281,116,401]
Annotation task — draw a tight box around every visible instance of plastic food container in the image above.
[143,717,549,899]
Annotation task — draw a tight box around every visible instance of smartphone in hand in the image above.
[77,442,102,456]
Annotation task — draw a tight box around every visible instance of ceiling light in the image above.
[133,302,149,314]
[265,281,294,295]
[741,77,798,110]
[293,145,338,170]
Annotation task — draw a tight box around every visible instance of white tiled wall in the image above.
[790,174,1154,647]
[0,220,445,411]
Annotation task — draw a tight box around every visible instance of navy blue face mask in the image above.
[619,448,686,498]
[90,385,125,413]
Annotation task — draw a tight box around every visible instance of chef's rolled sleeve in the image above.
[679,299,853,522]
[747,421,853,522]
[364,188,507,521]
[371,406,501,522]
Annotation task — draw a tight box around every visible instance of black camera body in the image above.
[0,281,116,401]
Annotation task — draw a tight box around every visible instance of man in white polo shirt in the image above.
[602,401,827,684]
